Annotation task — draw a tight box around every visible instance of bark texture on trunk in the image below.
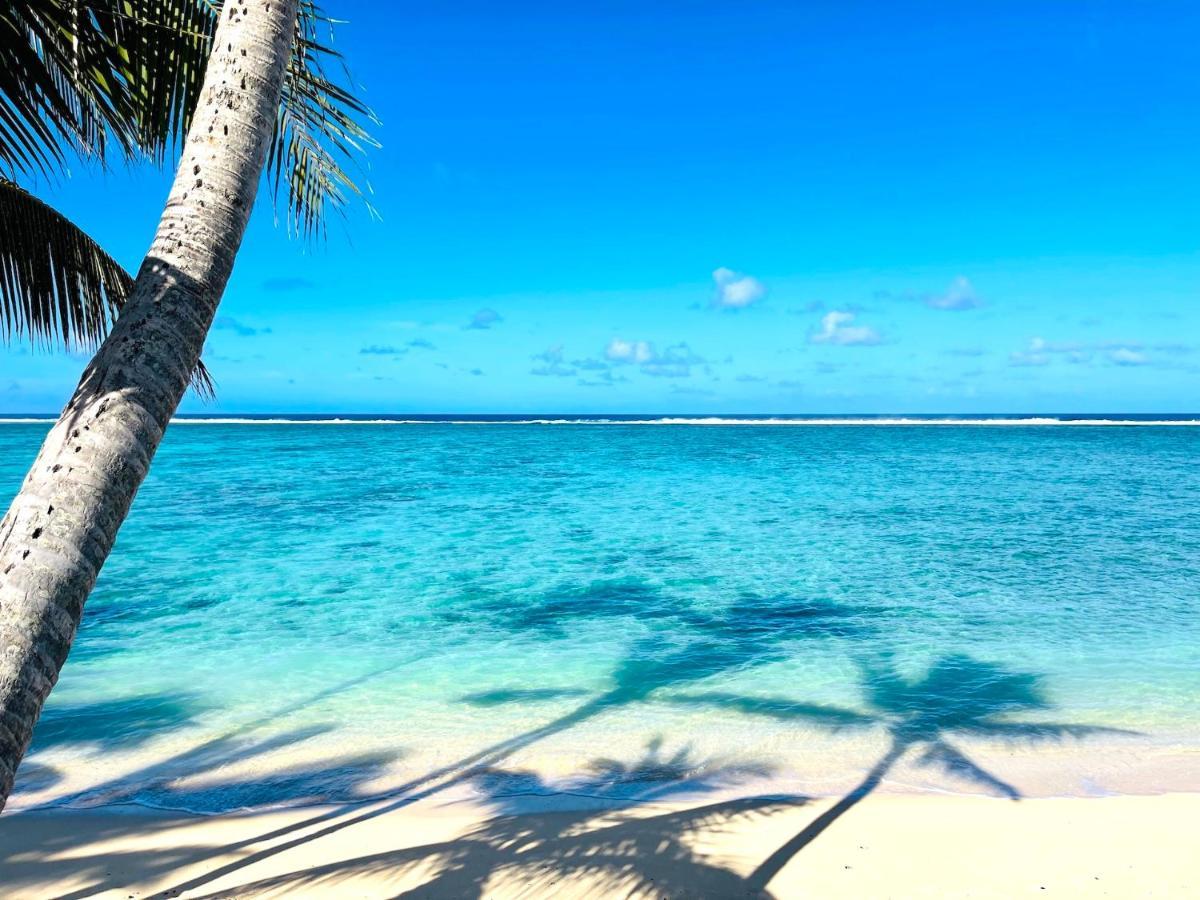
[0,0,300,808]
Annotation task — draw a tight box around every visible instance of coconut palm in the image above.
[0,0,372,362]
[0,0,374,808]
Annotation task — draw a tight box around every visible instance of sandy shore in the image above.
[1,791,1196,898]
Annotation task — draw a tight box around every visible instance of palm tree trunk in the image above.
[0,0,300,809]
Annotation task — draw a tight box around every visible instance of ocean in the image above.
[2,416,1198,814]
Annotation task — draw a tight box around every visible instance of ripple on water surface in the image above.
[1,422,1197,812]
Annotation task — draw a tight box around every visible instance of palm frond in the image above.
[0,176,127,347]
[76,0,216,165]
[0,1,376,233]
[269,2,378,237]
[0,3,130,175]
[0,177,213,397]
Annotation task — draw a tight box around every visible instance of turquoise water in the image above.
[2,421,1198,812]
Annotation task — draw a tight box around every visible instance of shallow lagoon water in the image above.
[2,420,1198,812]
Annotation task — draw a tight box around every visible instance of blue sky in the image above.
[5,1,1200,413]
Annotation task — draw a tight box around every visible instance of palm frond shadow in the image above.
[19,659,413,814]
[672,652,1139,891]
[149,593,872,897]
[186,738,804,900]
[6,596,1140,899]
[5,665,413,900]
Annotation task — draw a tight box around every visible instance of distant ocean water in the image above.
[2,416,1198,814]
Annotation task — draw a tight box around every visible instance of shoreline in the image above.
[2,790,1196,897]
[12,721,1196,818]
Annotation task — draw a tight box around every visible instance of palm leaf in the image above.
[1,1,376,233]
[0,2,129,174]
[269,2,377,236]
[0,176,127,347]
[0,177,213,396]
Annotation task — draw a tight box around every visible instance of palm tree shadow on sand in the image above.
[137,592,871,897]
[673,652,1139,892]
[183,737,806,899]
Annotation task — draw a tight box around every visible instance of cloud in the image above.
[1008,337,1054,367]
[213,316,270,337]
[711,267,766,309]
[530,345,577,377]
[603,338,707,378]
[1107,347,1147,366]
[466,308,502,330]
[605,339,655,364]
[1150,342,1195,355]
[469,368,485,376]
[574,357,611,371]
[360,344,406,355]
[1010,338,1165,368]
[642,343,705,378]
[926,276,982,311]
[359,338,436,356]
[809,311,881,346]
[577,370,629,388]
[261,276,315,292]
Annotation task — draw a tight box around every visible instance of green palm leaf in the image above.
[1,0,376,231]
[0,178,214,396]
[0,0,373,392]
[0,2,127,173]
[0,177,128,348]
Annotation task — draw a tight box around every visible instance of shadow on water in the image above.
[157,650,1132,898]
[672,652,1138,891]
[45,722,402,814]
[126,590,870,897]
[28,693,201,752]
[4,584,1135,898]
[438,578,679,636]
[15,662,414,814]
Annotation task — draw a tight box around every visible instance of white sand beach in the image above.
[1,791,1196,898]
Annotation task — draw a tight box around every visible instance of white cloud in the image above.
[809,311,881,346]
[605,338,656,364]
[530,344,576,377]
[642,343,705,378]
[604,339,705,377]
[1009,337,1051,367]
[926,276,982,311]
[712,267,766,309]
[1107,347,1147,366]
[1010,337,1155,368]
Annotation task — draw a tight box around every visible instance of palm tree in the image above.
[0,0,373,808]
[0,0,372,364]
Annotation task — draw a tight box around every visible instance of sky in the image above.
[4,0,1200,414]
